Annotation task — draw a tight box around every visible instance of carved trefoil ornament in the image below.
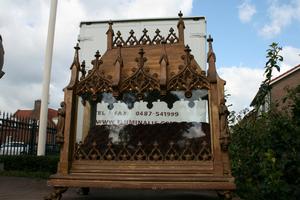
[167,45,209,98]
[76,51,113,101]
[119,48,160,99]
[74,140,212,161]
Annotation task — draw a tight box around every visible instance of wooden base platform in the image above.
[46,161,235,200]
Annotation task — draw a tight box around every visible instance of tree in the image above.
[251,43,283,111]
[229,43,300,200]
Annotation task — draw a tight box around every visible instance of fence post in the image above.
[29,119,37,155]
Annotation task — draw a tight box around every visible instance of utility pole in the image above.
[37,0,58,156]
[0,35,4,79]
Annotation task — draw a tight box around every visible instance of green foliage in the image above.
[253,43,283,110]
[229,42,300,199]
[0,155,59,173]
[284,85,300,125]
[230,87,300,200]
[264,43,283,84]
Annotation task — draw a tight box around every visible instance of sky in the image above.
[0,0,299,114]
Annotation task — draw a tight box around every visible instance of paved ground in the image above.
[0,176,219,200]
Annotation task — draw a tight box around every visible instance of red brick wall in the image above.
[270,69,300,111]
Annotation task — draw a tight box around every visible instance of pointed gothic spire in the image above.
[106,20,114,50]
[115,42,123,66]
[177,11,185,44]
[159,38,168,86]
[67,43,81,89]
[113,43,123,86]
[207,35,217,83]
[207,35,214,58]
[159,38,169,65]
[71,43,80,69]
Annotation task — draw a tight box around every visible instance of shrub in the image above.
[230,88,300,200]
[0,155,59,173]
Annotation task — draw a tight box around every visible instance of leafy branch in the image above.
[253,42,283,111]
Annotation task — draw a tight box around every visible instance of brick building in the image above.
[251,64,300,112]
[14,100,58,126]
[0,100,58,152]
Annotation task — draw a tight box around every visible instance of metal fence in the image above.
[0,111,59,156]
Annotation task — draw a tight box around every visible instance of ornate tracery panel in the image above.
[74,89,212,162]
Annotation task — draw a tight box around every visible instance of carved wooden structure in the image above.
[46,13,235,199]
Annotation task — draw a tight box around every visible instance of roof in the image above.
[14,110,32,118]
[48,108,59,121]
[250,64,300,107]
[80,16,205,27]
[14,108,58,123]
[270,64,300,85]
[99,43,203,82]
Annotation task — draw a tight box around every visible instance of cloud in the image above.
[219,66,264,112]
[0,0,193,113]
[238,1,257,23]
[272,45,300,77]
[259,0,300,38]
[219,45,300,113]
[281,46,300,67]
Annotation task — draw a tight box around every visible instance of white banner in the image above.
[96,99,208,125]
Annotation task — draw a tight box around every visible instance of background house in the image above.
[0,100,58,154]
[251,64,300,113]
[14,99,58,127]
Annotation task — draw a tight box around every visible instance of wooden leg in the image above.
[217,190,233,200]
[77,187,90,195]
[44,187,68,200]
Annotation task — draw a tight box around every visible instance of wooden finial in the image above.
[207,35,215,62]
[67,44,81,89]
[178,10,183,18]
[177,11,185,44]
[106,20,114,50]
[159,37,169,87]
[207,34,213,43]
[184,45,191,54]
[72,43,80,67]
[74,43,80,50]
[207,35,217,83]
[95,50,101,59]
[207,35,214,52]
[183,45,193,66]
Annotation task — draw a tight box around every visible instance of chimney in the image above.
[33,99,41,119]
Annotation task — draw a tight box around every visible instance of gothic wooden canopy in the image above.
[73,12,209,101]
[46,12,236,200]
